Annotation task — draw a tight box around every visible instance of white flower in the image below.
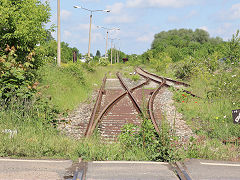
[232,75,236,77]
[223,115,227,118]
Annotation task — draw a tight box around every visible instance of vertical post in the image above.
[114,44,116,63]
[88,13,92,58]
[111,39,113,64]
[57,0,61,66]
[117,48,119,63]
[105,31,108,59]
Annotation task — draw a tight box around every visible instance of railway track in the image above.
[85,73,153,140]
[84,68,194,141]
[136,67,199,98]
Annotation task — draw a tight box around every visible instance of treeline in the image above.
[0,0,102,100]
[132,28,239,77]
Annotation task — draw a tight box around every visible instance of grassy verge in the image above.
[169,66,240,161]
[1,63,156,161]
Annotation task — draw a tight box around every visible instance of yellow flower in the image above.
[215,117,219,120]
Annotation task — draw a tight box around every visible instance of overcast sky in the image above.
[46,0,240,55]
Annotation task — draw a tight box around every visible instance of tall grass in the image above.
[0,101,149,160]
[0,63,152,160]
[171,67,240,160]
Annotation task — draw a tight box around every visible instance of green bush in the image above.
[0,46,36,100]
[118,118,180,162]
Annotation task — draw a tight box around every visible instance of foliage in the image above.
[149,52,172,72]
[107,48,126,63]
[118,118,181,162]
[36,63,89,111]
[0,46,36,100]
[221,30,240,64]
[98,57,109,66]
[0,0,51,67]
[96,50,101,57]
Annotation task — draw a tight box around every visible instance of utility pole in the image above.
[111,39,113,64]
[105,31,108,59]
[96,26,120,60]
[117,48,120,63]
[114,44,116,63]
[74,6,110,58]
[88,13,92,58]
[57,0,61,66]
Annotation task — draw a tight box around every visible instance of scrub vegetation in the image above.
[0,0,239,161]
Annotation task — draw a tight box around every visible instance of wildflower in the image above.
[223,115,227,118]
[195,102,197,103]
[232,75,236,77]
[182,101,185,103]
[215,117,219,120]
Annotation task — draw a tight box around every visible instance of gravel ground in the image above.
[57,91,98,139]
[154,86,195,142]
[57,72,195,144]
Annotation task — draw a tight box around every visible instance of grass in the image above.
[0,62,153,161]
[0,103,152,161]
[170,67,240,161]
[1,61,239,162]
[37,63,133,112]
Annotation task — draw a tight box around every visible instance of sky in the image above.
[44,0,240,55]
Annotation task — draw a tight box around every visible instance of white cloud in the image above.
[167,15,179,23]
[104,15,135,24]
[199,26,208,32]
[215,23,232,36]
[63,30,72,38]
[136,33,154,43]
[92,32,104,42]
[229,3,240,20]
[75,23,97,31]
[106,2,125,14]
[61,10,72,21]
[126,0,195,8]
[186,10,197,18]
[216,3,240,21]
[167,10,197,24]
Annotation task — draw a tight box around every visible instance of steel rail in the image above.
[86,79,150,137]
[116,72,143,115]
[136,68,200,98]
[85,74,107,137]
[170,162,193,180]
[136,67,190,87]
[148,79,166,134]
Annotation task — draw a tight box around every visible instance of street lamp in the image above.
[109,38,120,64]
[73,5,110,58]
[96,26,120,59]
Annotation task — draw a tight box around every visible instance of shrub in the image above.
[0,46,36,100]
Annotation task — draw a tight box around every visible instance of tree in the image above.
[0,0,51,65]
[96,50,101,57]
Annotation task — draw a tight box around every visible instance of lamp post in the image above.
[57,0,61,66]
[96,26,120,59]
[73,6,110,58]
[108,38,120,64]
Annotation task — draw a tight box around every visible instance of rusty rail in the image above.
[85,74,107,137]
[137,67,190,87]
[116,72,143,115]
[148,79,166,134]
[136,67,200,98]
[86,78,149,137]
